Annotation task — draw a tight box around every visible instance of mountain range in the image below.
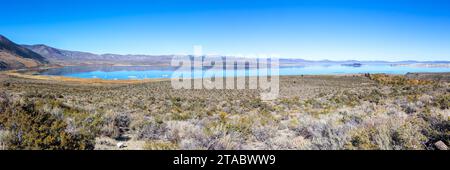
[1,34,449,70]
[0,35,48,70]
[22,44,174,66]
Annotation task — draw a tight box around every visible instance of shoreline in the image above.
[2,66,450,85]
[2,72,168,84]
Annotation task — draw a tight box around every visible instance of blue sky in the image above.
[1,0,450,61]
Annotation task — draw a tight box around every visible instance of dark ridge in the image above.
[0,35,48,64]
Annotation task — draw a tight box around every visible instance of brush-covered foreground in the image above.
[0,73,448,150]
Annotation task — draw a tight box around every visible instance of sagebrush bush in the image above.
[0,96,97,150]
[143,140,178,150]
[137,120,168,140]
[391,119,428,150]
[434,94,450,110]
[346,126,391,150]
[419,111,450,149]
[112,113,131,140]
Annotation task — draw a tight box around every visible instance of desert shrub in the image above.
[0,92,10,113]
[143,140,178,150]
[207,133,243,150]
[340,113,364,125]
[346,118,429,150]
[304,99,323,109]
[225,116,254,136]
[330,91,360,106]
[434,94,450,110]
[137,120,168,140]
[163,121,207,148]
[391,119,428,150]
[0,102,95,150]
[345,126,392,150]
[401,102,418,114]
[114,113,131,129]
[419,111,450,149]
[99,114,116,138]
[0,130,9,150]
[0,94,98,150]
[363,89,385,104]
[369,74,432,86]
[169,106,193,121]
[251,125,277,142]
[202,122,245,150]
[112,113,131,140]
[295,115,352,150]
[346,130,378,150]
[246,99,274,113]
[248,98,265,109]
[279,97,300,109]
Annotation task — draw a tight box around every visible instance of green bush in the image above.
[0,98,97,150]
[143,140,178,150]
[345,127,382,150]
[419,112,450,149]
[392,119,427,150]
[434,94,450,110]
[364,89,385,104]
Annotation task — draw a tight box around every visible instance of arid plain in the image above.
[1,72,448,150]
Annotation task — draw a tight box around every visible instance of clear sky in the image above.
[1,0,450,61]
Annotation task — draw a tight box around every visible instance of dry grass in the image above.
[0,73,448,150]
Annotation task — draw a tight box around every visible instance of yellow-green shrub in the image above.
[143,140,178,150]
[0,98,97,150]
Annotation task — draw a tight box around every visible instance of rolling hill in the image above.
[23,44,174,66]
[1,34,449,70]
[0,35,48,70]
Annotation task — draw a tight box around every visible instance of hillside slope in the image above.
[24,44,174,66]
[0,35,48,70]
[22,44,99,62]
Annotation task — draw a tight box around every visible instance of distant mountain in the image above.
[7,35,448,68]
[0,35,48,70]
[24,44,174,66]
[22,44,98,61]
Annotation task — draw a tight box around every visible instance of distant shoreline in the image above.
[2,61,450,84]
[3,67,450,84]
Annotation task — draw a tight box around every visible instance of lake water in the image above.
[40,64,450,80]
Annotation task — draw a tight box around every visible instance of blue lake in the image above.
[40,64,450,80]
